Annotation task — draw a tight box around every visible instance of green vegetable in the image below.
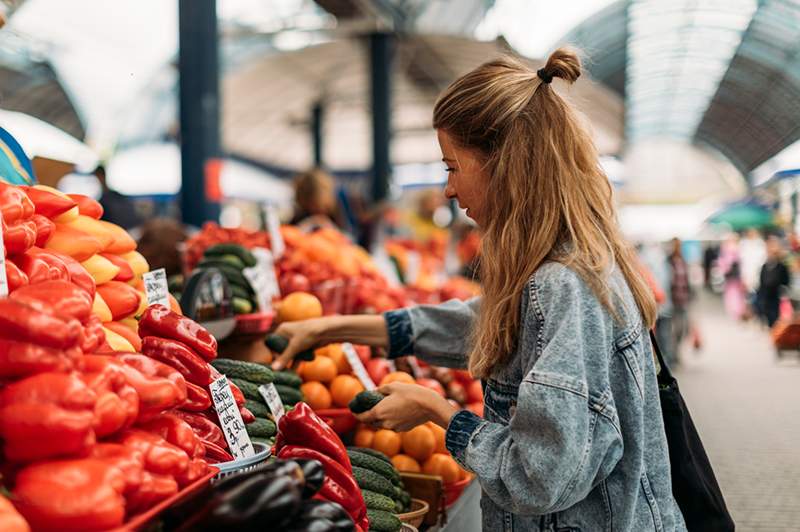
[348,390,385,414]
[230,377,263,401]
[394,499,404,514]
[361,490,396,512]
[232,296,253,314]
[352,466,398,499]
[347,449,401,486]
[347,447,392,465]
[264,334,314,362]
[272,370,302,389]
[251,436,275,448]
[211,359,274,384]
[246,418,277,437]
[217,253,246,269]
[244,399,271,418]
[366,509,402,532]
[275,384,303,405]
[204,243,257,267]
[230,283,253,301]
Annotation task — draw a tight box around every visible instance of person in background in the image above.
[96,165,142,230]
[640,242,675,365]
[702,243,720,291]
[136,218,188,278]
[739,228,766,320]
[719,233,746,320]
[289,167,346,231]
[757,236,791,328]
[668,238,691,364]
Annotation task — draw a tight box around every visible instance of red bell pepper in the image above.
[138,412,204,458]
[100,252,134,282]
[169,409,227,449]
[183,381,213,411]
[21,185,76,219]
[42,248,96,298]
[67,193,103,219]
[3,219,37,255]
[10,280,93,323]
[0,339,80,378]
[126,471,179,515]
[175,458,210,487]
[94,354,187,417]
[138,304,217,361]
[0,298,81,350]
[116,429,190,477]
[202,440,234,463]
[277,402,351,469]
[91,442,146,496]
[0,372,97,462]
[278,445,366,522]
[80,315,107,353]
[97,280,141,321]
[14,247,70,285]
[5,259,28,291]
[141,336,211,386]
[0,493,30,532]
[31,214,55,247]
[0,182,35,223]
[13,458,126,531]
[80,361,139,437]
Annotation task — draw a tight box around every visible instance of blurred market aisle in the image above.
[675,293,800,531]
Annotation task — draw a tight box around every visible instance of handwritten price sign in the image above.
[210,375,255,460]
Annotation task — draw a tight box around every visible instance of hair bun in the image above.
[541,47,581,84]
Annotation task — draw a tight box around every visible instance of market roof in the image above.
[559,0,800,177]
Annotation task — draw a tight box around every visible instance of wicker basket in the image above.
[397,499,429,529]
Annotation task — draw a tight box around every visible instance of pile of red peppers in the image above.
[276,402,369,531]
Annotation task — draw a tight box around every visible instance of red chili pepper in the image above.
[31,214,55,247]
[240,406,256,424]
[100,252,134,282]
[97,280,141,321]
[0,493,30,532]
[80,361,139,437]
[3,219,37,255]
[0,182,35,223]
[313,477,365,524]
[5,259,28,291]
[0,372,97,462]
[169,410,227,449]
[229,380,246,407]
[0,298,82,350]
[141,336,211,386]
[67,193,103,219]
[12,458,126,531]
[10,280,93,323]
[138,304,217,361]
[183,381,213,412]
[202,440,234,463]
[116,428,190,478]
[278,445,365,521]
[21,185,75,219]
[42,248,96,298]
[277,402,351,469]
[138,412,204,458]
[81,315,108,353]
[0,339,80,378]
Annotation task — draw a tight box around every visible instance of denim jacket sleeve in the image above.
[383,297,480,369]
[445,269,624,515]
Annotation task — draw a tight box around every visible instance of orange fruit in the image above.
[301,356,338,383]
[314,345,330,357]
[354,426,375,448]
[427,422,447,454]
[401,425,436,462]
[329,375,364,407]
[300,381,332,410]
[422,453,461,484]
[392,454,421,473]
[321,343,351,374]
[372,429,402,457]
[277,292,323,322]
[379,371,415,386]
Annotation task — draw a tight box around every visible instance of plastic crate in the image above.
[211,441,272,482]
[233,311,275,336]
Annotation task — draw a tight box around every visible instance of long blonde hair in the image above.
[433,49,657,378]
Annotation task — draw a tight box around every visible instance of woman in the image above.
[272,49,686,531]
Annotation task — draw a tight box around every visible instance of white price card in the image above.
[263,203,285,259]
[142,268,170,308]
[258,383,286,423]
[210,375,255,460]
[243,247,280,312]
[0,212,7,298]
[342,343,376,390]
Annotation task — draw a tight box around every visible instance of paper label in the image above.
[210,375,255,460]
[0,212,7,298]
[243,247,280,312]
[142,268,170,307]
[342,343,376,390]
[258,383,285,422]
[405,251,421,285]
[263,203,285,259]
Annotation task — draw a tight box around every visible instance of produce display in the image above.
[192,243,259,315]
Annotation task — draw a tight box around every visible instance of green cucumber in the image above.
[361,490,396,512]
[347,449,400,486]
[352,466,398,499]
[244,399,271,418]
[245,417,276,437]
[230,377,263,401]
[274,384,303,405]
[366,509,402,532]
[347,447,392,465]
[211,359,274,384]
[264,334,314,362]
[348,390,385,414]
[273,370,302,389]
[230,283,252,301]
[232,296,254,314]
[204,243,256,267]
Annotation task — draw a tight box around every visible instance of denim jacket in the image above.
[384,262,687,532]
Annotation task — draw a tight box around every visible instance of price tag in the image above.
[243,247,280,312]
[210,375,255,460]
[0,212,7,298]
[142,268,170,307]
[258,383,285,422]
[342,343,376,390]
[263,203,285,259]
[404,251,421,285]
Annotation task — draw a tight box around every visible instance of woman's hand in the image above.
[269,318,330,370]
[355,383,459,432]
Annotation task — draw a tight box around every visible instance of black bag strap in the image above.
[649,330,674,384]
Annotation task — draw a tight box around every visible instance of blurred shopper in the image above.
[290,167,346,230]
[136,217,188,278]
[757,236,790,328]
[702,243,719,291]
[668,238,691,363]
[96,165,142,230]
[640,242,675,365]
[270,50,686,531]
[739,229,766,319]
[719,233,747,320]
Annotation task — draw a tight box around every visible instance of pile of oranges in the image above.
[296,343,368,410]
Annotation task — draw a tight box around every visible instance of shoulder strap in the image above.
[649,330,673,384]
